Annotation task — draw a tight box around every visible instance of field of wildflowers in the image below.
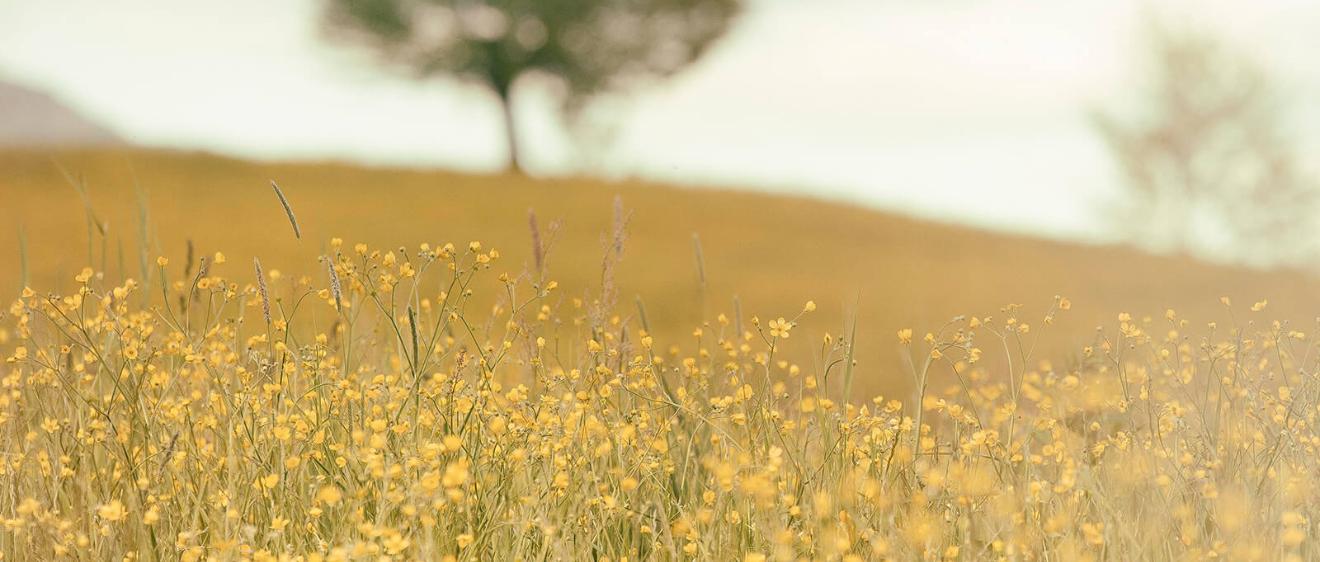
[3,225,1320,560]
[9,147,1320,405]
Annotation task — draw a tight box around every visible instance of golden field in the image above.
[4,148,1320,399]
[3,148,1320,560]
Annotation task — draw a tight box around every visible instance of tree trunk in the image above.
[497,87,523,174]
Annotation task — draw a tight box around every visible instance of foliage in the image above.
[321,0,742,171]
[1093,23,1319,266]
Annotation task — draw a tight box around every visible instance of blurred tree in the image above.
[1093,23,1318,266]
[323,0,742,173]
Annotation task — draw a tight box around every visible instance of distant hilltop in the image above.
[0,80,123,147]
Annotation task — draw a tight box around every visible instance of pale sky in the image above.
[3,0,1320,241]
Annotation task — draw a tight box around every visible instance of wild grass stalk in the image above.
[270,180,301,239]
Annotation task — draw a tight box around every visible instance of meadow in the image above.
[6,148,1320,399]
[3,148,1320,560]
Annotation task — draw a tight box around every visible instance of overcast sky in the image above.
[3,0,1320,241]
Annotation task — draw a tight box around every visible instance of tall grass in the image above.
[9,148,1320,403]
[2,232,1318,561]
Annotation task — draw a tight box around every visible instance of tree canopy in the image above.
[1093,23,1318,266]
[323,0,743,172]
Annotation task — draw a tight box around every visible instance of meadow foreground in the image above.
[2,239,1318,561]
[8,147,1320,403]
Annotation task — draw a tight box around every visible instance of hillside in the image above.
[3,147,1318,397]
[0,81,123,147]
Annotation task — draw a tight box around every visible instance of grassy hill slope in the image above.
[3,148,1318,396]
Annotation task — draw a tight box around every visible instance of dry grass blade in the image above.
[270,180,301,239]
[183,239,195,279]
[54,160,108,236]
[254,256,272,325]
[158,432,179,475]
[130,168,156,301]
[324,255,343,312]
[594,196,631,329]
[692,233,707,289]
[53,160,109,267]
[528,208,544,275]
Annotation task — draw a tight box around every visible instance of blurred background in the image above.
[4,0,1320,394]
[6,0,1320,244]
